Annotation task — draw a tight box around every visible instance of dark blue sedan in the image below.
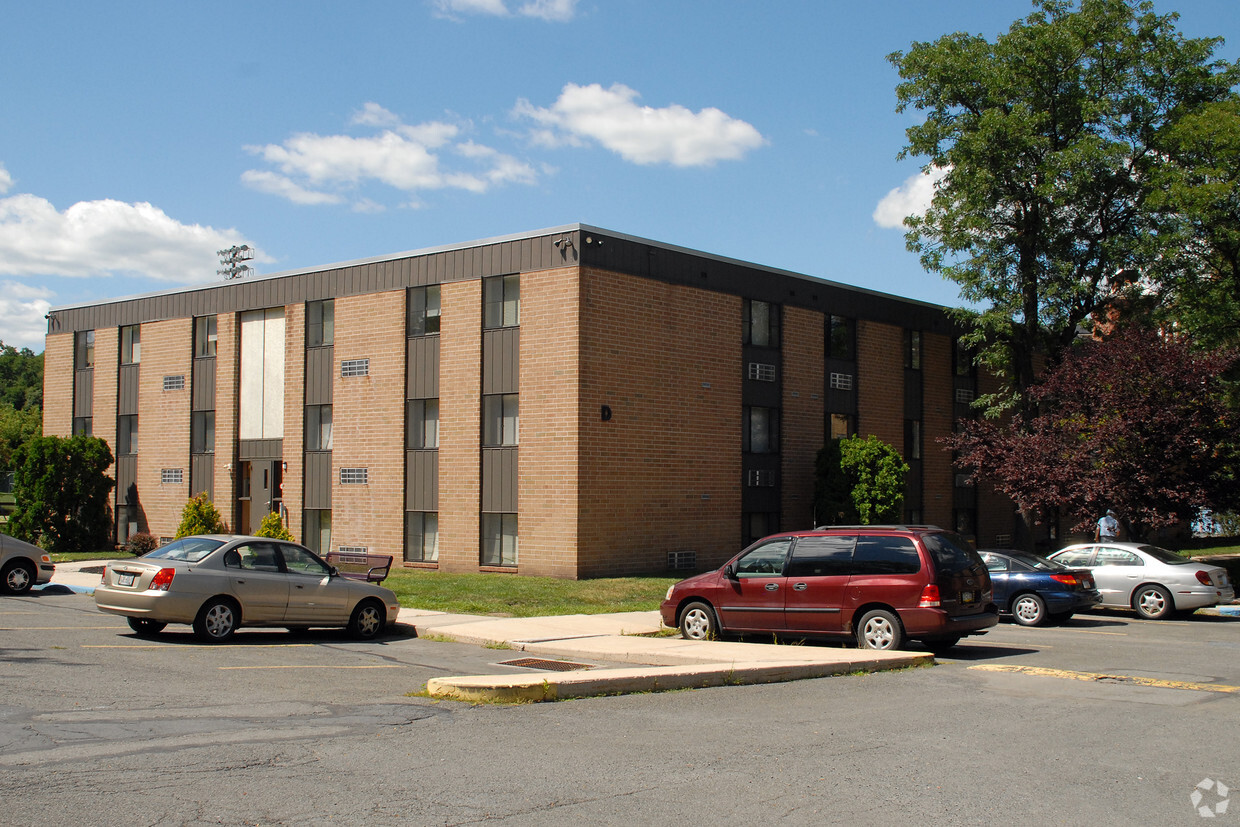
[978,549,1102,626]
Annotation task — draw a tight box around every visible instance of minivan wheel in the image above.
[1011,593,1047,626]
[679,601,718,641]
[857,609,904,651]
[1133,584,1173,620]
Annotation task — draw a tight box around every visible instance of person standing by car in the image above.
[1095,509,1120,542]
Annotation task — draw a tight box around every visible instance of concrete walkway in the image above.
[43,559,932,702]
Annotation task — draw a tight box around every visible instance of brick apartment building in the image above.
[42,224,1017,578]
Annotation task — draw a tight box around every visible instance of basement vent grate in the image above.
[668,550,697,570]
[498,658,593,672]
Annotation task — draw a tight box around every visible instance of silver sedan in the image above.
[94,535,400,642]
[1048,542,1234,620]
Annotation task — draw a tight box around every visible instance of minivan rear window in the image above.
[852,536,921,575]
[922,532,982,575]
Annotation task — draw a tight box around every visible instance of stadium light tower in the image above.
[217,244,255,280]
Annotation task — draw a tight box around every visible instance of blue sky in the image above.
[2,0,1237,352]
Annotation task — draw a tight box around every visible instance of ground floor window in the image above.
[481,513,517,567]
[743,511,779,547]
[405,511,439,563]
[304,509,331,556]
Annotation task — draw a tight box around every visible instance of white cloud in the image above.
[0,164,12,194]
[0,192,255,282]
[243,107,536,206]
[513,83,766,167]
[873,166,950,229]
[432,0,578,21]
[0,281,52,351]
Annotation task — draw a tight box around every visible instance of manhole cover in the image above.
[497,658,593,672]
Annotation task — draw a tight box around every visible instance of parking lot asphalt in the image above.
[43,559,932,702]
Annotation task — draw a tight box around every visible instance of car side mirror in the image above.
[329,566,340,577]
[724,563,737,580]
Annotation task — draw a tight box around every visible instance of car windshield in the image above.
[144,537,225,563]
[1136,545,1192,566]
[1006,550,1064,571]
[923,531,983,575]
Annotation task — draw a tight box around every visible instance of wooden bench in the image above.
[325,551,393,584]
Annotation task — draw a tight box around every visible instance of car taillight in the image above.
[100,565,108,584]
[149,568,176,591]
[919,584,941,608]
[1050,573,1078,586]
[1195,570,1214,586]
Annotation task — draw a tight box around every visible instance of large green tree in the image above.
[889,0,1240,412]
[7,435,115,553]
[814,436,910,526]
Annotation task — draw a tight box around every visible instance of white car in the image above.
[1,533,55,594]
[1049,543,1234,619]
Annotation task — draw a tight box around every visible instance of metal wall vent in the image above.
[955,388,976,403]
[748,362,776,382]
[830,372,854,391]
[341,358,370,378]
[163,375,185,391]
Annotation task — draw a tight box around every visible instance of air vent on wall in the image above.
[668,550,697,571]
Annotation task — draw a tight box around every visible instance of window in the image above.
[281,544,331,576]
[744,406,779,454]
[827,316,854,360]
[905,419,922,461]
[734,538,791,577]
[305,405,333,451]
[307,300,334,347]
[117,415,138,455]
[483,394,519,446]
[852,536,921,575]
[304,510,332,555]
[72,417,92,436]
[405,512,439,563]
[75,330,95,370]
[743,512,779,547]
[120,325,140,365]
[787,535,856,577]
[407,399,439,449]
[481,513,518,566]
[904,329,922,370]
[194,316,217,358]
[192,411,215,454]
[743,299,780,347]
[829,413,854,441]
[483,275,520,329]
[340,467,368,485]
[341,358,369,378]
[954,339,976,377]
[408,285,441,336]
[1096,548,1142,567]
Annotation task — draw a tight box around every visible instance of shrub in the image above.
[7,435,114,553]
[176,492,226,538]
[254,511,294,542]
[125,532,159,556]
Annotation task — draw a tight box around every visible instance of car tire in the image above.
[193,598,239,643]
[2,560,36,595]
[1011,593,1047,627]
[856,609,904,651]
[127,617,167,636]
[923,636,961,656]
[348,599,386,640]
[1132,584,1174,620]
[678,601,719,641]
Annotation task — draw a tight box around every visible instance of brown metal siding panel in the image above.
[239,439,283,460]
[481,328,519,395]
[406,337,440,399]
[74,371,93,417]
[190,455,214,500]
[405,450,438,511]
[305,347,334,405]
[481,447,517,513]
[118,364,140,415]
[304,451,332,510]
[192,358,216,411]
[115,455,137,506]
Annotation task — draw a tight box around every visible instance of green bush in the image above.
[7,435,114,553]
[254,511,294,542]
[125,532,159,556]
[175,492,226,538]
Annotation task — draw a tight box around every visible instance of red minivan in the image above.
[660,526,998,653]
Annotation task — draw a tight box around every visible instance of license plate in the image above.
[118,573,135,587]
[961,591,974,603]
[1082,579,1093,589]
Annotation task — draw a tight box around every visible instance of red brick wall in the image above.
[782,306,825,529]
[136,319,193,539]
[42,333,74,437]
[518,267,582,577]
[577,267,742,576]
[437,280,482,572]
[331,292,405,560]
[93,328,118,457]
[856,320,904,450]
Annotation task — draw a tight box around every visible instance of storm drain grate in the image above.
[497,658,594,672]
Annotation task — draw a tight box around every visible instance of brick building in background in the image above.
[42,224,1019,578]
